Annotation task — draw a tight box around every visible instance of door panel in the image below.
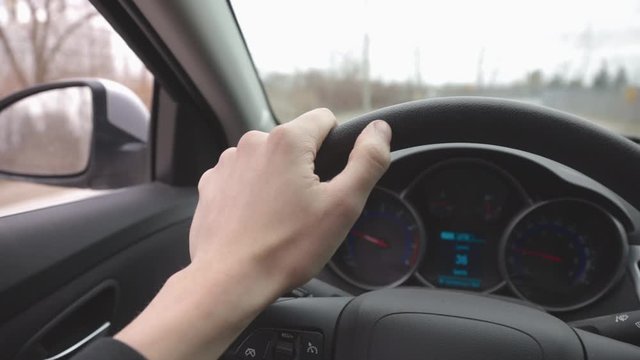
[0,183,197,359]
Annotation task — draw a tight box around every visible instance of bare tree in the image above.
[593,63,611,89]
[0,0,97,88]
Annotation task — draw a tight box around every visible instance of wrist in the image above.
[115,259,282,360]
[179,257,283,325]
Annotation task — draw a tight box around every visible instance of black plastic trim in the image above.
[0,183,197,322]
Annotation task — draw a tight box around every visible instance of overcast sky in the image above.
[232,0,640,85]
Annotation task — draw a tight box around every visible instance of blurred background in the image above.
[233,0,640,134]
[1,0,640,215]
[0,0,152,215]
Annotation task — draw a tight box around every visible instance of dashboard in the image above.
[319,144,640,320]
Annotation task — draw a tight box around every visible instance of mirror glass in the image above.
[0,87,93,176]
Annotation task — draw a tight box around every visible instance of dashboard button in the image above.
[236,330,276,359]
[299,332,323,360]
[273,340,295,360]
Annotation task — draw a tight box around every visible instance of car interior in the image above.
[1,0,640,359]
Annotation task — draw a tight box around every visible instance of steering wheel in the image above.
[224,98,640,360]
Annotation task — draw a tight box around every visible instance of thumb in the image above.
[328,120,392,201]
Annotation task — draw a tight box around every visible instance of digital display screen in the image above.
[409,159,531,292]
[435,230,485,289]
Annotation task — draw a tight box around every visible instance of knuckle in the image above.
[268,124,296,148]
[308,108,338,128]
[312,107,336,121]
[197,168,216,192]
[218,147,236,163]
[237,130,266,149]
[208,147,236,176]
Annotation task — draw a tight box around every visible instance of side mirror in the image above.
[0,79,150,188]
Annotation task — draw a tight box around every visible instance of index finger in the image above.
[284,108,338,154]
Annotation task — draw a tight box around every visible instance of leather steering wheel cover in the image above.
[315,97,640,208]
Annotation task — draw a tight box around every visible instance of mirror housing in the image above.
[0,79,150,189]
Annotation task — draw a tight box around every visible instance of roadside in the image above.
[0,180,104,218]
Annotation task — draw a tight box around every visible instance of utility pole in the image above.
[361,0,371,112]
[362,32,371,112]
[413,47,423,99]
[476,47,485,89]
[577,25,593,84]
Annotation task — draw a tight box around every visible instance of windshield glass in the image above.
[232,0,640,135]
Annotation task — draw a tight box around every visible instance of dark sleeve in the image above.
[72,338,146,360]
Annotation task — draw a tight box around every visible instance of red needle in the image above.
[514,248,562,263]
[351,230,390,249]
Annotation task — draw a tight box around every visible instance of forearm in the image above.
[115,261,282,360]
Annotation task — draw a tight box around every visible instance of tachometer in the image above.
[330,188,425,290]
[500,199,627,311]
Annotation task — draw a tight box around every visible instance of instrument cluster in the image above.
[329,158,628,312]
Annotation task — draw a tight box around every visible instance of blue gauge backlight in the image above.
[436,230,484,289]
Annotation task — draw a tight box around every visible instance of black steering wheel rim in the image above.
[316,96,640,210]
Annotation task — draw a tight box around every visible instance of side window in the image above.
[0,0,153,217]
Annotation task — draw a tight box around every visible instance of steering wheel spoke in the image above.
[576,329,640,360]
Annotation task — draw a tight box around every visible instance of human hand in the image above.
[189,108,391,292]
[115,108,391,360]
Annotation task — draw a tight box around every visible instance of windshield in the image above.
[232,0,640,135]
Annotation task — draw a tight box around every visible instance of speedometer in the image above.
[405,158,531,292]
[330,187,425,290]
[500,199,627,311]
